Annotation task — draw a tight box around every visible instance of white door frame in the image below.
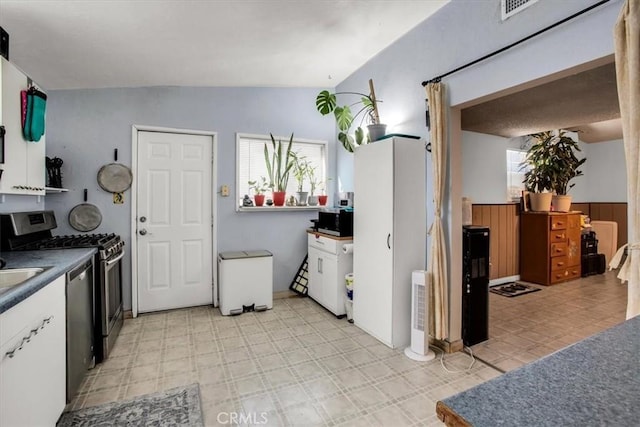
[131,125,218,318]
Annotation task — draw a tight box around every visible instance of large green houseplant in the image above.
[315,78,385,152]
[264,133,295,206]
[521,130,586,212]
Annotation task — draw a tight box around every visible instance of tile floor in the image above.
[67,270,627,426]
[68,297,500,426]
[471,270,628,372]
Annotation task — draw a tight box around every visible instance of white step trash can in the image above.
[218,250,273,316]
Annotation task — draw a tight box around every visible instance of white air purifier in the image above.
[404,270,436,361]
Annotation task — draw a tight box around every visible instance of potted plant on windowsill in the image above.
[521,130,586,212]
[307,165,320,206]
[315,78,385,153]
[248,176,270,207]
[292,153,310,206]
[315,177,331,206]
[265,133,295,206]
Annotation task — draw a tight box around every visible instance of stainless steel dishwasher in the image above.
[66,258,95,402]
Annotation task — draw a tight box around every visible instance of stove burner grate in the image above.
[17,233,121,250]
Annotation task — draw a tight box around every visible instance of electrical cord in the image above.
[430,344,476,374]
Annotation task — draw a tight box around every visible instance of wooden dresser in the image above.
[520,211,581,286]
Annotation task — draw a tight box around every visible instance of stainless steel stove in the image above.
[0,210,124,362]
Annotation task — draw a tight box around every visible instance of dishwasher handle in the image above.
[67,259,93,283]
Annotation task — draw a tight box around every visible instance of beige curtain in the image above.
[426,82,448,339]
[614,0,640,319]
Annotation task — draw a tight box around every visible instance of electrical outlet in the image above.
[221,185,229,197]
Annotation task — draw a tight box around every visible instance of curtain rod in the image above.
[421,0,612,86]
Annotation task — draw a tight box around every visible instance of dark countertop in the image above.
[437,315,640,426]
[0,248,97,314]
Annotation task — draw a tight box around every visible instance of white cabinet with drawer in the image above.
[307,232,353,316]
[0,275,66,427]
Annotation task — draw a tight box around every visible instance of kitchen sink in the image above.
[0,268,46,292]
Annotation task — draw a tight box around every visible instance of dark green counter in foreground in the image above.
[437,315,640,426]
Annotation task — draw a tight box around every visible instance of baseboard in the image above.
[274,290,303,299]
[126,293,299,319]
[430,337,464,354]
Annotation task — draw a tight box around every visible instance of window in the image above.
[236,133,327,208]
[507,149,528,201]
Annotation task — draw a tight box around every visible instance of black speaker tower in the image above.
[462,225,490,346]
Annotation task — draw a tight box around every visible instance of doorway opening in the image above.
[454,57,628,371]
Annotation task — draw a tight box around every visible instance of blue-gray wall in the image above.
[461,131,627,204]
[42,87,335,310]
[335,0,622,190]
[335,0,622,340]
[1,0,624,319]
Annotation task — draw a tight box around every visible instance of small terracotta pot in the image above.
[254,194,265,206]
[318,195,328,206]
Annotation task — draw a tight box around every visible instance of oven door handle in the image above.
[106,249,125,266]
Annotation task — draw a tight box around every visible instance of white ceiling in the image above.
[461,60,622,143]
[0,0,449,90]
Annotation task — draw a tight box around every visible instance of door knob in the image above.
[139,229,147,236]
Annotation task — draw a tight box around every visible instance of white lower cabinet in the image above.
[0,275,66,427]
[307,233,353,316]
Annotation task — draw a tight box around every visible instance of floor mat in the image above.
[57,383,203,427]
[490,282,541,297]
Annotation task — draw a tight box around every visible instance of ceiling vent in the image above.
[501,0,538,20]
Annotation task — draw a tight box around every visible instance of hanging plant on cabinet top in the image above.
[315,78,386,152]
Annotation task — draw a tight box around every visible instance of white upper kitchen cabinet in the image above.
[0,57,46,195]
[353,136,426,349]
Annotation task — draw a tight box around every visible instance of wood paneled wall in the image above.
[571,202,628,247]
[471,204,519,280]
[470,202,628,281]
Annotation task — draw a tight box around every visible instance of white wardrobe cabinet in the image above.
[352,136,426,349]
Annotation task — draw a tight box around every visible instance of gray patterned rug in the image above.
[57,383,203,427]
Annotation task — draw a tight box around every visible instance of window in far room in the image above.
[236,133,327,208]
[507,149,528,201]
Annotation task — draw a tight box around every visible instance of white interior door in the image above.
[137,130,214,313]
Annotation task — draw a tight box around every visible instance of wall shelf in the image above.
[45,187,69,193]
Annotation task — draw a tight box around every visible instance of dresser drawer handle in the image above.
[555,234,565,239]
[556,262,564,267]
